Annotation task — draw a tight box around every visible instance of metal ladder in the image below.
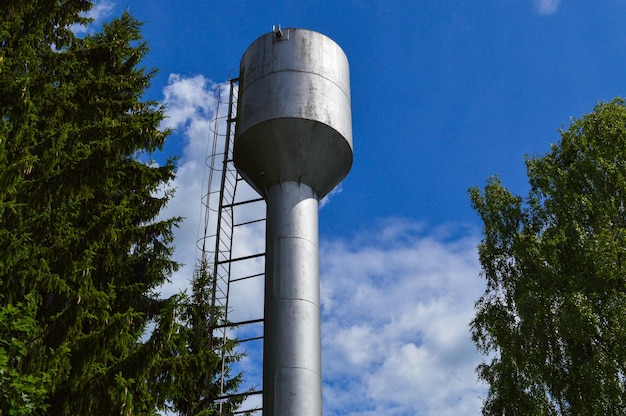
[199,78,265,415]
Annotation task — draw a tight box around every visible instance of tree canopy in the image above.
[470,99,626,415]
[0,2,244,414]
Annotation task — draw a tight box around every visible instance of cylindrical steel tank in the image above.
[234,28,353,416]
[234,27,353,199]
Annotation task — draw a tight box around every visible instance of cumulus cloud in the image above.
[157,74,263,298]
[320,220,486,415]
[157,74,217,293]
[157,73,265,414]
[71,0,116,34]
[157,73,266,326]
[161,74,217,132]
[535,0,560,15]
[158,74,488,415]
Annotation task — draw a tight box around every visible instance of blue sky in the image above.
[132,0,626,230]
[87,1,626,414]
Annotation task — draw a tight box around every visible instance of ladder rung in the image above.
[223,198,265,208]
[215,390,262,401]
[231,272,264,283]
[239,335,263,343]
[211,318,263,329]
[234,218,265,227]
[228,408,262,415]
[217,252,265,265]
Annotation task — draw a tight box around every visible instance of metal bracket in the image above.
[273,24,289,41]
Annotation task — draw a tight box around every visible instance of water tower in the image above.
[234,27,353,415]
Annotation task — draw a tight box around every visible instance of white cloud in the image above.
[320,184,343,209]
[71,0,116,34]
[320,220,487,415]
[86,0,116,22]
[157,74,266,325]
[535,0,560,15]
[157,74,216,293]
[158,74,488,415]
[161,74,217,132]
[157,74,266,414]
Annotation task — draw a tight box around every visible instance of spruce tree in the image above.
[0,2,181,414]
[155,261,246,416]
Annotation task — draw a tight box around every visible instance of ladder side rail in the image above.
[207,83,229,348]
[210,78,267,415]
[215,78,241,415]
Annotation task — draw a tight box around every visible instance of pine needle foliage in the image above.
[1,3,248,414]
[0,2,187,414]
[155,261,247,416]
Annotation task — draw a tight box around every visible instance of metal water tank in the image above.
[234,27,353,199]
[234,27,353,416]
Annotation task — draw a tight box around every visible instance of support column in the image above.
[263,181,322,416]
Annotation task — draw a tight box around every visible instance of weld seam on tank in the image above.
[242,70,350,99]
